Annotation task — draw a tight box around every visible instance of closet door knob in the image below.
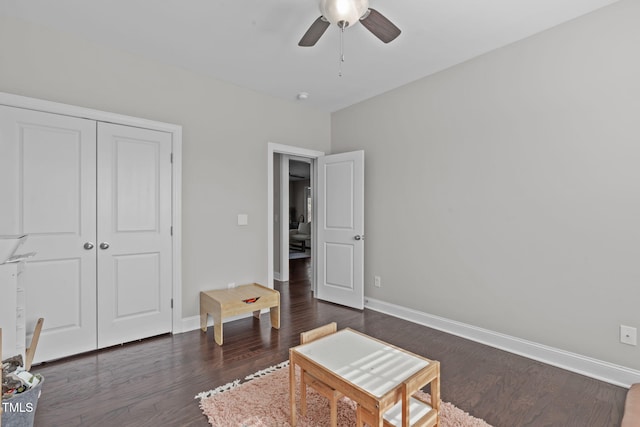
[84,242,94,250]
[99,242,110,250]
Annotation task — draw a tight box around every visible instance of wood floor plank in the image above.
[31,258,626,426]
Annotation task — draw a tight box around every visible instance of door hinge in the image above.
[171,298,173,309]
[170,225,173,236]
[170,153,173,163]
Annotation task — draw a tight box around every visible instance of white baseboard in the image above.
[274,272,281,281]
[365,297,640,388]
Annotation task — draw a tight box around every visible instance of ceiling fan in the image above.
[299,0,401,47]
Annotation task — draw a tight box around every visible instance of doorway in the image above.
[272,154,315,285]
[288,159,312,258]
[267,143,324,290]
[267,143,365,310]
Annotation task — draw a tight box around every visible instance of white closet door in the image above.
[96,123,173,348]
[0,105,98,362]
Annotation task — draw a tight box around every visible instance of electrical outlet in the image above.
[620,325,637,346]
[374,276,381,288]
[227,282,236,289]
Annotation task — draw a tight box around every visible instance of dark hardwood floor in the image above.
[33,258,627,426]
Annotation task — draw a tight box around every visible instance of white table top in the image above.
[295,329,430,398]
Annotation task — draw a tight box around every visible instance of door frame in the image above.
[0,91,184,333]
[267,142,324,290]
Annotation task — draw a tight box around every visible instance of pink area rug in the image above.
[197,361,492,427]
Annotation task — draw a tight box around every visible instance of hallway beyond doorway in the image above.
[289,257,311,284]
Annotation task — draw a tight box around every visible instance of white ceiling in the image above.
[1,0,619,112]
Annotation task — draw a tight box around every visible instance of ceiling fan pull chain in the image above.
[338,23,345,77]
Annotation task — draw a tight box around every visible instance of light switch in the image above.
[237,214,248,226]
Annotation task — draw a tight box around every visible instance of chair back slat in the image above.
[300,322,337,344]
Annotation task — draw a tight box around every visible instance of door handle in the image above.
[83,242,95,250]
[354,235,364,241]
[99,242,110,250]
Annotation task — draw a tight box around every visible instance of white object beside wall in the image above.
[0,262,26,361]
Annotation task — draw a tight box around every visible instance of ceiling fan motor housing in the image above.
[319,0,369,27]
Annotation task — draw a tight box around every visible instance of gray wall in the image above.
[331,0,640,370]
[0,16,331,319]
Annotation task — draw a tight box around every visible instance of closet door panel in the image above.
[97,122,172,348]
[25,259,84,330]
[0,105,98,362]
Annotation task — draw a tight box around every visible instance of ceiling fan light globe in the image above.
[319,0,369,27]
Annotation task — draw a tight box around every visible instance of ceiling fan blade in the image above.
[298,16,330,47]
[360,8,401,43]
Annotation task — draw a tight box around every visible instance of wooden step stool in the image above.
[200,283,280,345]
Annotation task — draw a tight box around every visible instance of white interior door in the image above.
[0,105,98,362]
[316,150,364,309]
[96,123,173,348]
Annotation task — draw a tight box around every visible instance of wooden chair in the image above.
[299,322,341,426]
[356,361,440,427]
